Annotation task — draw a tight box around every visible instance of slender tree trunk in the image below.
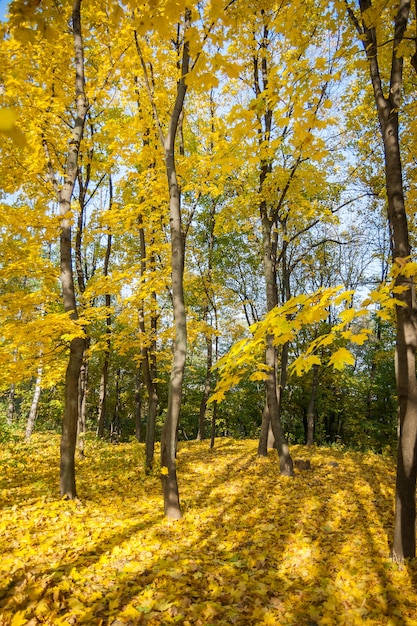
[6,384,15,425]
[59,0,88,499]
[257,402,270,456]
[197,150,217,441]
[352,0,416,560]
[136,9,191,518]
[138,223,160,472]
[160,12,191,520]
[135,368,142,442]
[110,368,121,440]
[210,402,217,449]
[141,315,159,473]
[97,355,108,438]
[197,333,212,440]
[97,293,111,439]
[25,365,43,441]
[209,321,219,449]
[253,22,294,476]
[161,148,187,516]
[77,346,88,458]
[306,363,319,446]
[97,178,113,438]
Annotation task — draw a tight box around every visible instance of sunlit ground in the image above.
[1,434,417,625]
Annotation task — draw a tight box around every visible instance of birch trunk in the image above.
[25,365,43,441]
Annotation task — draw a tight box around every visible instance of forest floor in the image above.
[1,434,417,626]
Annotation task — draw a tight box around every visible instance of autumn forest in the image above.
[1,0,417,623]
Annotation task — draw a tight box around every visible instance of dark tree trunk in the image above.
[60,336,85,497]
[138,222,159,472]
[209,331,219,450]
[253,22,294,476]
[197,334,212,441]
[135,368,142,442]
[58,0,88,499]
[97,180,113,438]
[353,0,416,560]
[97,355,108,438]
[110,368,121,440]
[306,363,319,446]
[143,351,159,473]
[97,294,111,439]
[136,9,191,518]
[210,401,217,449]
[257,403,270,456]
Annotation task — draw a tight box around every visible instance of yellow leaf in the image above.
[0,107,16,130]
[328,347,355,370]
[11,611,28,626]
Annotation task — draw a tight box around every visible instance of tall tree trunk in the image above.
[110,368,121,440]
[136,9,191,518]
[97,274,112,438]
[135,368,142,442]
[210,401,217,449]
[352,0,416,560]
[197,332,212,440]
[197,125,217,441]
[306,363,319,446]
[209,317,219,449]
[97,176,113,439]
[6,384,15,425]
[258,402,270,456]
[59,0,88,499]
[138,223,159,472]
[77,344,89,458]
[97,351,109,438]
[253,21,294,476]
[25,365,43,441]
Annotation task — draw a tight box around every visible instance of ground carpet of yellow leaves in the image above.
[1,435,417,625]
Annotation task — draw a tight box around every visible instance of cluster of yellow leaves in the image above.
[1,435,417,625]
[211,286,372,403]
[0,108,26,147]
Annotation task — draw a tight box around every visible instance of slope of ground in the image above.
[1,434,417,625]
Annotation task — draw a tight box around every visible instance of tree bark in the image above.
[136,9,192,517]
[306,363,319,446]
[135,368,142,442]
[352,0,416,560]
[77,345,88,458]
[58,0,88,499]
[209,322,219,449]
[138,222,160,472]
[253,19,294,476]
[158,11,191,519]
[25,364,43,441]
[197,332,212,441]
[6,384,15,425]
[257,402,270,456]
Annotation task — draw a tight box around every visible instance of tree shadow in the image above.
[0,438,414,625]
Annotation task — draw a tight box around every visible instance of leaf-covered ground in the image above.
[1,435,417,625]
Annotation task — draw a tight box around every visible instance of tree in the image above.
[346,0,417,560]
[58,0,88,498]
[134,6,192,519]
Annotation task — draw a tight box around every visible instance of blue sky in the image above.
[0,0,9,21]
